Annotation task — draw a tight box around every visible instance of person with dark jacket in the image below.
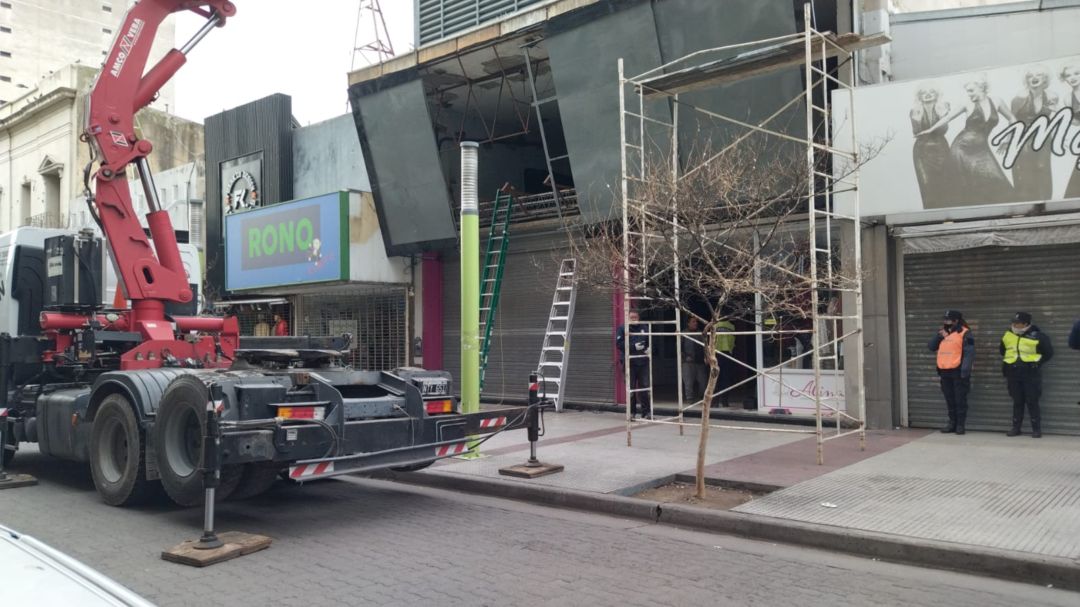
[1000,311,1054,438]
[928,310,975,434]
[681,316,707,404]
[1069,319,1080,351]
[616,310,651,419]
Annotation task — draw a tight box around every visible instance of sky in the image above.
[172,1,414,126]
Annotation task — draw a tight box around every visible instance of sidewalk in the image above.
[391,409,1080,587]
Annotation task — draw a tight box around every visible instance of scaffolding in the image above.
[617,5,885,464]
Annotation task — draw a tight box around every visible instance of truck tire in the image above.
[228,464,281,500]
[89,394,156,506]
[154,376,241,507]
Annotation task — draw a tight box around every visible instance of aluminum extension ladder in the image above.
[479,189,514,391]
[535,259,578,411]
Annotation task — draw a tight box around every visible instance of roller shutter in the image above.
[442,232,616,404]
[904,243,1080,434]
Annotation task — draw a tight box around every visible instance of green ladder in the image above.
[479,190,514,391]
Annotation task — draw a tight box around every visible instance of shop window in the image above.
[0,50,10,58]
[0,27,11,34]
[297,288,408,371]
[102,27,112,34]
[19,182,31,226]
[102,4,112,12]
[0,75,9,82]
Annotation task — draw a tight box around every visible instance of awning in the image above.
[893,213,1080,254]
[211,298,288,308]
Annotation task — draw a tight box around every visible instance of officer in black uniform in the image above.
[1000,312,1053,438]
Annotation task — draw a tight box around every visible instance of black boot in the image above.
[1006,420,1022,437]
[1031,419,1042,439]
[940,420,956,433]
[955,420,966,435]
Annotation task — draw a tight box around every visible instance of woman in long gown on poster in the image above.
[919,76,1016,205]
[1061,64,1080,199]
[910,86,954,207]
[1010,67,1058,202]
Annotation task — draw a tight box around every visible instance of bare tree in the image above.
[569,137,869,498]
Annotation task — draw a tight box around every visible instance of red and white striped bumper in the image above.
[479,416,507,430]
[288,461,335,480]
[436,441,469,457]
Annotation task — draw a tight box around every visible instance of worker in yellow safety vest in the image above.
[712,319,737,407]
[1000,312,1054,438]
[928,310,975,434]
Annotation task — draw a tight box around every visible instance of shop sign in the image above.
[220,152,263,221]
[834,55,1080,216]
[757,368,845,416]
[225,192,349,291]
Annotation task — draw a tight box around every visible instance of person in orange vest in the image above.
[928,309,975,434]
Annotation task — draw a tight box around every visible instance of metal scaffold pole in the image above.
[615,1,882,465]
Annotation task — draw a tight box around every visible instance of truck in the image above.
[0,0,529,508]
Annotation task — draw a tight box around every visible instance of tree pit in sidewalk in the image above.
[634,482,772,511]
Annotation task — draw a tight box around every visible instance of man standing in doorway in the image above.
[1001,312,1053,438]
[712,318,737,407]
[616,310,651,419]
[681,317,707,404]
[928,310,975,434]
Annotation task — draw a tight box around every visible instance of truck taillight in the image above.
[425,400,454,415]
[276,406,325,420]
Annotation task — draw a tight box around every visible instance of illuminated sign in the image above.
[225,192,349,291]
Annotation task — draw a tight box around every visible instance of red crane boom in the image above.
[41,1,239,370]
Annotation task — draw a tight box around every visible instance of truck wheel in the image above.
[89,394,156,506]
[155,376,238,507]
[228,464,281,500]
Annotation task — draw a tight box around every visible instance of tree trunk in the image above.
[696,325,720,499]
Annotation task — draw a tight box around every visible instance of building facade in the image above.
[348,0,850,408]
[847,0,1080,434]
[203,96,413,372]
[0,0,175,110]
[0,63,202,234]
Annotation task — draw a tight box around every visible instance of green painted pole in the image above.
[460,142,481,457]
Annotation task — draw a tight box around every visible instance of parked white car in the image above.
[0,525,153,606]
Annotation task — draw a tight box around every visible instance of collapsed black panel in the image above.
[653,0,806,155]
[545,3,668,222]
[350,79,458,256]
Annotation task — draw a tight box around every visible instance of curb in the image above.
[481,397,838,428]
[561,402,861,429]
[382,470,1080,591]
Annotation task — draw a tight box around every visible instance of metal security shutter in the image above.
[442,232,615,404]
[904,243,1080,434]
[295,286,408,371]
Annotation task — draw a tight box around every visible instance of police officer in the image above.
[928,310,975,434]
[616,310,651,419]
[712,318,736,407]
[1001,311,1053,438]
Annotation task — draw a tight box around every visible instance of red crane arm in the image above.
[85,0,235,305]
[41,0,240,370]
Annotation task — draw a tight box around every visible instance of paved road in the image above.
[1,448,1077,607]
